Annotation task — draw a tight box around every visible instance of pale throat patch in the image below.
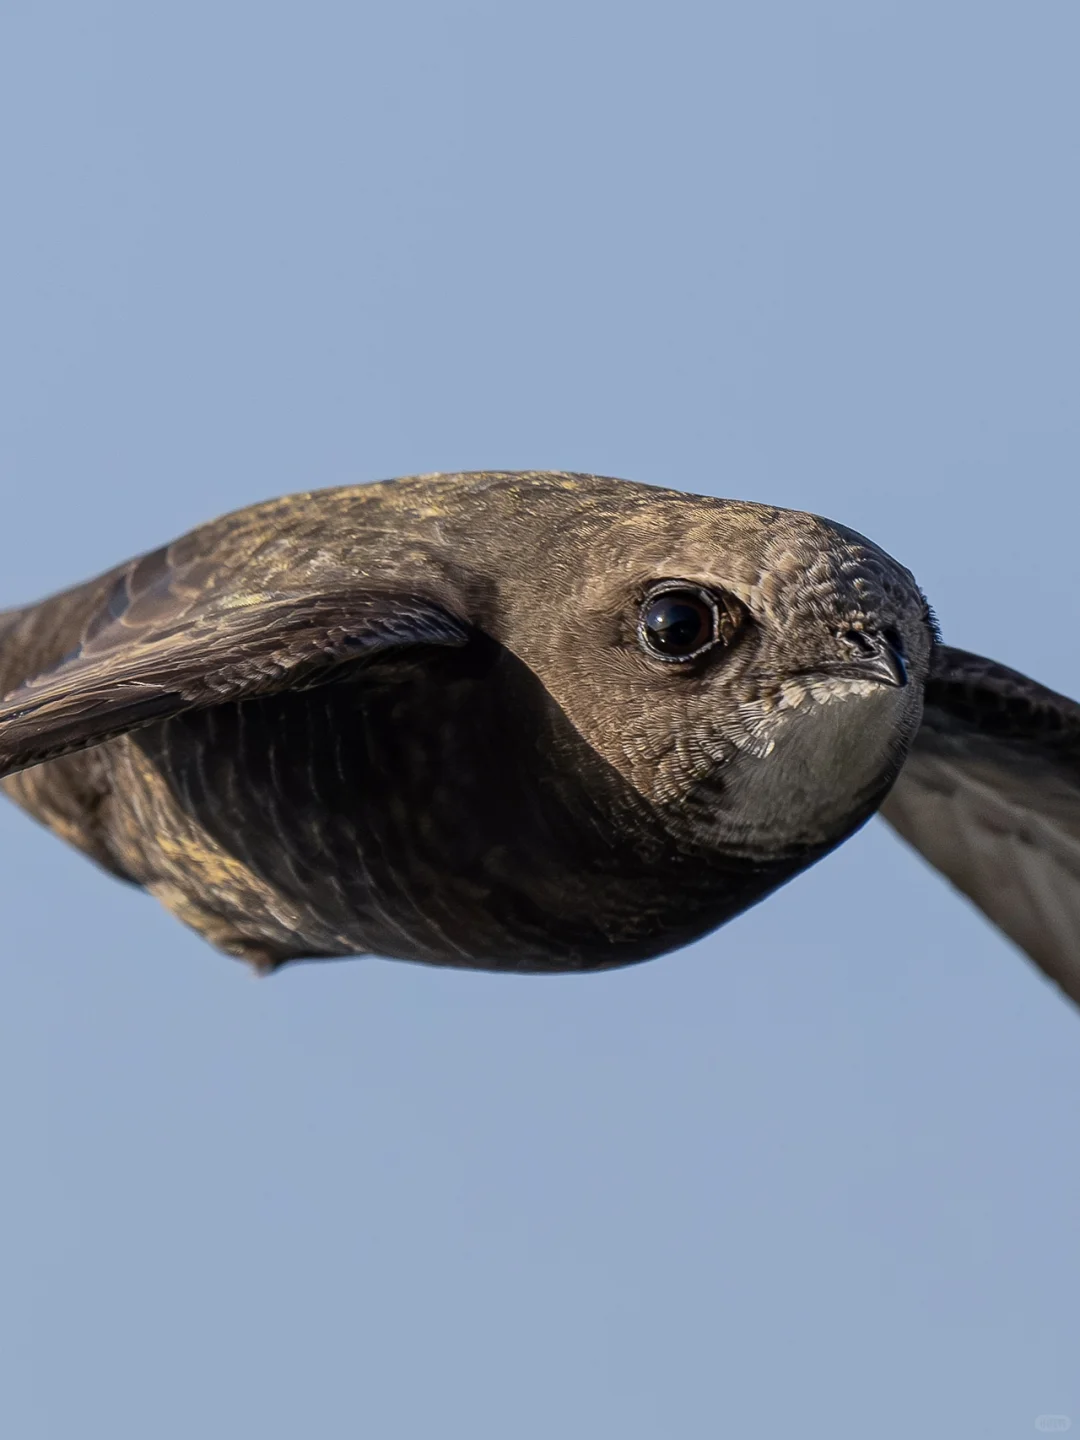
[732,673,889,759]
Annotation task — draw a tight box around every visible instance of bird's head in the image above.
[479,478,935,858]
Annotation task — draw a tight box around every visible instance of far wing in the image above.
[880,644,1080,1007]
[0,542,468,777]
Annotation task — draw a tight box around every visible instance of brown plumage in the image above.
[0,471,1077,1008]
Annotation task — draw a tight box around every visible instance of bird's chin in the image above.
[716,680,921,855]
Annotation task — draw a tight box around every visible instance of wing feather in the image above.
[0,540,468,776]
[881,645,1080,1006]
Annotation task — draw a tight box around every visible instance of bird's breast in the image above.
[92,639,817,971]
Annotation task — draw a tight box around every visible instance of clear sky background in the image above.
[1,4,1078,1437]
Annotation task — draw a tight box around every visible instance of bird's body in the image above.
[2,472,1079,1005]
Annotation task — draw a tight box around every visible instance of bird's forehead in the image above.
[572,497,920,626]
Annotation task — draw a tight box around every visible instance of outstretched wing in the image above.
[880,644,1080,1007]
[0,541,468,778]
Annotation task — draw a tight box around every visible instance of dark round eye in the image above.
[639,588,718,660]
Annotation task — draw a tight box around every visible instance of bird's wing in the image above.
[0,542,468,778]
[879,644,1080,1006]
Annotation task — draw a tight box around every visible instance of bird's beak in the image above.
[817,631,909,688]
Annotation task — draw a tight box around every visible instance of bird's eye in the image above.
[638,587,720,661]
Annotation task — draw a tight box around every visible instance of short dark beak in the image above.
[820,630,909,688]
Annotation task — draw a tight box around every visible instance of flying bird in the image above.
[1,471,1077,1007]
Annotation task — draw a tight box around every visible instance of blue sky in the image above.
[1,4,1078,1436]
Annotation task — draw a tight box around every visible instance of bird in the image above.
[0,470,1078,1008]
